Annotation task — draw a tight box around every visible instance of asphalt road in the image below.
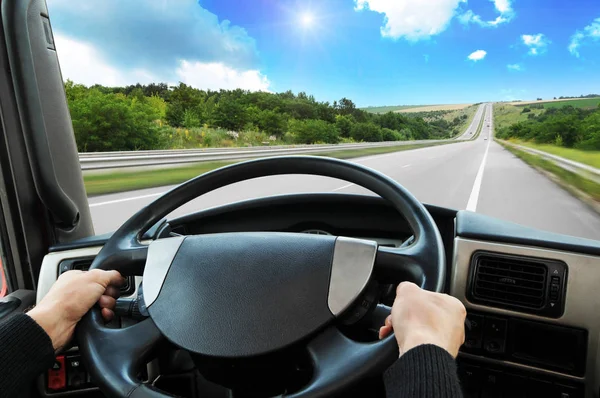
[88,103,600,240]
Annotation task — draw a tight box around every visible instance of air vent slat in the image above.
[478,267,546,278]
[477,272,545,284]
[476,280,545,294]
[472,253,548,310]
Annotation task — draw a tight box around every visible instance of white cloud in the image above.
[459,0,514,28]
[507,63,523,71]
[47,0,259,71]
[55,33,271,92]
[467,50,487,62]
[493,0,512,14]
[176,61,271,92]
[54,33,158,86]
[354,0,465,40]
[568,18,600,58]
[521,34,550,56]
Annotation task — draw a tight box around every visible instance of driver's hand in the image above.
[379,282,466,358]
[27,269,124,352]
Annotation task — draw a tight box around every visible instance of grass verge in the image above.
[512,140,600,169]
[497,140,600,210]
[84,141,460,196]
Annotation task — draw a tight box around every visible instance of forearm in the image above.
[0,313,55,397]
[383,344,463,398]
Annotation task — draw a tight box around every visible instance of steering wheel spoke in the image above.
[287,326,397,397]
[78,311,165,397]
[374,239,445,291]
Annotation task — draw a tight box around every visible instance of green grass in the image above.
[84,141,459,196]
[493,104,544,131]
[444,105,478,138]
[498,141,600,202]
[84,161,237,196]
[360,105,424,114]
[514,98,600,109]
[512,140,600,169]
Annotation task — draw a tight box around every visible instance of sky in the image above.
[47,0,600,107]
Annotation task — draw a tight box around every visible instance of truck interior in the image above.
[0,1,598,397]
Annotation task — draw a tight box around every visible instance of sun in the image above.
[300,12,314,28]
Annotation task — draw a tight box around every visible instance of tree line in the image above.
[65,81,467,152]
[496,104,600,150]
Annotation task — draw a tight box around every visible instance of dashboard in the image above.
[38,193,600,398]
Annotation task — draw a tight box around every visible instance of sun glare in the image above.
[300,12,314,28]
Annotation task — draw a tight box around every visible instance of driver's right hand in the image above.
[379,281,466,358]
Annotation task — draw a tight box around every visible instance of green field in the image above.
[446,105,477,137]
[493,104,544,131]
[360,105,424,114]
[84,141,459,196]
[513,98,600,109]
[513,140,600,169]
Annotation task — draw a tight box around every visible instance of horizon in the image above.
[47,0,600,107]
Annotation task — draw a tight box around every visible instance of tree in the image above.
[213,99,249,131]
[338,97,356,116]
[350,122,383,142]
[335,114,355,138]
[288,119,340,144]
[69,89,166,152]
[256,109,286,136]
[382,128,402,141]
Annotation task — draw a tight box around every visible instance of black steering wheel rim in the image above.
[76,155,445,398]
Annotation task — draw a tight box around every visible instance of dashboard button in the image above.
[463,314,483,352]
[47,356,66,391]
[483,317,507,355]
[481,370,503,398]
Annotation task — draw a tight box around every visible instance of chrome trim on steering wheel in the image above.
[328,237,377,316]
[142,236,185,308]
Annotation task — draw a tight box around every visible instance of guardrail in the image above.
[78,103,488,171]
[78,139,450,171]
[501,141,600,184]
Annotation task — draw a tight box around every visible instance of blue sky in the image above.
[47,0,600,107]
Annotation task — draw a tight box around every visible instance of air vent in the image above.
[468,251,567,317]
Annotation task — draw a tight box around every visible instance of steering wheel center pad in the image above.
[144,233,377,357]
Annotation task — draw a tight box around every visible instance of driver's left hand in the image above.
[27,269,124,352]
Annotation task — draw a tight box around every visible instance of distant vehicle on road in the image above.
[484,137,488,140]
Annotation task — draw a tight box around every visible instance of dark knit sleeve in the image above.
[383,344,463,398]
[0,313,55,397]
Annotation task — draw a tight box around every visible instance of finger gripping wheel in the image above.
[76,156,445,398]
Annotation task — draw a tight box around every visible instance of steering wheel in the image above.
[76,156,445,398]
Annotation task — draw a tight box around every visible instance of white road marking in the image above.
[331,183,355,192]
[88,138,469,208]
[466,106,492,212]
[89,192,164,208]
[401,164,411,168]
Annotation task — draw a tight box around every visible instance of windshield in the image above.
[47,0,600,240]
